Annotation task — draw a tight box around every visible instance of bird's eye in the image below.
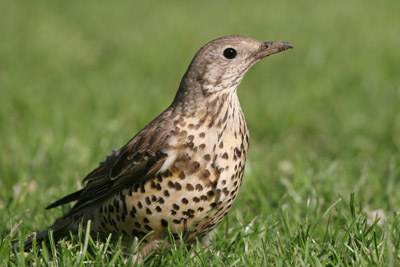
[223,48,237,59]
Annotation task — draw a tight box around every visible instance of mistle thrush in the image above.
[25,35,293,256]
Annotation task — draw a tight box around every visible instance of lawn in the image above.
[1,0,400,266]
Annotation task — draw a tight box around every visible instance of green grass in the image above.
[1,0,400,265]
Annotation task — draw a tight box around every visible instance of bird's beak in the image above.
[255,41,293,60]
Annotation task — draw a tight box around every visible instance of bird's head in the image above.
[178,35,293,97]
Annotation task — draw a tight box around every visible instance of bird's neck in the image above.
[171,84,247,138]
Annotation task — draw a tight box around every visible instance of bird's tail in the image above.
[23,216,73,249]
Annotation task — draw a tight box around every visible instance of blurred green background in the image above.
[0,0,400,261]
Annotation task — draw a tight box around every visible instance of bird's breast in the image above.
[160,98,249,236]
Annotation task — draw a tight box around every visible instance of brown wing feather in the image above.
[47,108,175,215]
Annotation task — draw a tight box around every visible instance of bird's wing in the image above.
[46,109,175,214]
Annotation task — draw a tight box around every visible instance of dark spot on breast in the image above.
[130,207,137,218]
[143,218,149,223]
[222,187,229,195]
[188,161,200,175]
[158,197,165,204]
[175,182,182,190]
[184,141,194,149]
[135,222,141,228]
[210,202,217,208]
[183,210,192,217]
[200,195,208,201]
[219,141,224,148]
[156,183,162,191]
[138,184,145,193]
[173,219,181,224]
[164,190,170,197]
[193,197,200,203]
[168,181,175,189]
[198,207,204,212]
[199,132,205,138]
[146,208,152,215]
[196,184,204,191]
[187,209,194,214]
[199,144,206,149]
[198,117,206,126]
[188,135,194,141]
[163,170,173,178]
[201,170,210,179]
[144,225,153,231]
[145,197,151,205]
[185,183,194,191]
[181,198,189,204]
[234,147,242,158]
[222,153,229,159]
[151,195,157,202]
[188,124,194,129]
[137,201,143,209]
[150,181,157,189]
[207,190,215,197]
[171,210,177,215]
[173,204,180,210]
[179,171,186,180]
[203,154,211,161]
[156,206,162,212]
[161,219,168,227]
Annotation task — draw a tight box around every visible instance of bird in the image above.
[24,35,293,258]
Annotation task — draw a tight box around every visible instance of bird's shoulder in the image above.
[83,107,176,186]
